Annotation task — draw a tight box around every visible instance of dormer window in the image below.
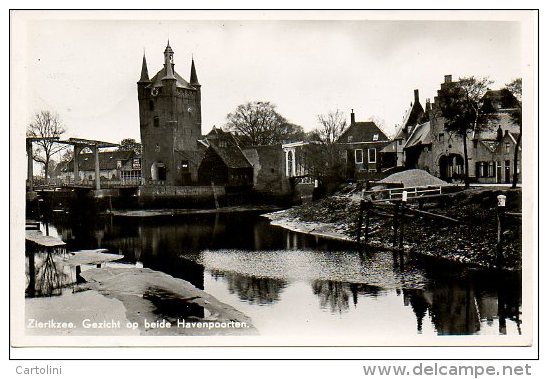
[348,136,353,143]
[373,134,379,141]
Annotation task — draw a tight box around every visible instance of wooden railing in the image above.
[364,185,444,202]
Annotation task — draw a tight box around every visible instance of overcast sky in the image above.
[18,13,524,145]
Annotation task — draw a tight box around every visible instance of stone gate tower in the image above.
[137,41,202,185]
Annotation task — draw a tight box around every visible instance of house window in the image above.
[488,161,495,177]
[116,160,122,169]
[505,143,510,153]
[348,135,354,143]
[149,100,154,111]
[517,160,520,174]
[368,148,376,164]
[355,149,363,164]
[438,133,444,142]
[153,116,159,127]
[373,134,379,141]
[480,162,486,177]
[398,140,403,145]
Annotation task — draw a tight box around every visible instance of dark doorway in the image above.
[158,164,167,181]
[181,160,191,185]
[439,155,449,181]
[504,160,511,183]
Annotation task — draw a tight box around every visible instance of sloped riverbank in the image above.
[264,187,522,271]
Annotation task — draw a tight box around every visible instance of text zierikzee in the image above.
[27,318,249,330]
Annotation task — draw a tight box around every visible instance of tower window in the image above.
[149,100,154,111]
[153,116,159,127]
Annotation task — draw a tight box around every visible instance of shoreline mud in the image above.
[263,187,522,271]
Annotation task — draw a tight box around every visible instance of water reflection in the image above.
[212,271,287,305]
[26,248,70,298]
[44,211,522,336]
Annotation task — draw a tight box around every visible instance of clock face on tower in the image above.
[187,106,193,113]
[150,87,159,97]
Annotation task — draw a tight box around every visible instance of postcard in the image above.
[10,9,537,351]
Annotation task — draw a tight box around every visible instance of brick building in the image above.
[337,110,393,180]
[402,75,521,184]
[137,41,202,185]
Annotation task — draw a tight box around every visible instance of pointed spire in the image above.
[162,40,176,81]
[138,52,150,83]
[164,39,173,54]
[190,57,200,86]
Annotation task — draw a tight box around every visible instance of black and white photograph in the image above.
[10,10,537,351]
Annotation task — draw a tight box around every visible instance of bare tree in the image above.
[303,109,348,183]
[224,101,301,146]
[436,76,495,188]
[505,78,522,188]
[315,109,347,143]
[27,110,67,181]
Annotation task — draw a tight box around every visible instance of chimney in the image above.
[425,98,431,112]
[504,130,509,136]
[444,74,452,84]
[496,125,503,141]
[414,89,420,104]
[351,109,355,125]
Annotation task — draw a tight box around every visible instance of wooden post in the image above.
[356,200,365,243]
[211,181,219,209]
[27,140,34,192]
[73,145,81,184]
[399,191,407,250]
[364,200,371,245]
[393,201,400,248]
[496,194,506,268]
[94,145,101,190]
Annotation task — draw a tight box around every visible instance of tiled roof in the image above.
[209,144,252,169]
[175,149,205,166]
[482,89,520,110]
[64,150,135,172]
[147,66,195,90]
[476,112,520,140]
[338,122,389,143]
[404,121,431,149]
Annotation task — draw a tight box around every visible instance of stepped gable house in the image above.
[137,41,202,185]
[427,75,521,183]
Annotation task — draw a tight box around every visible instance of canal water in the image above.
[34,210,522,337]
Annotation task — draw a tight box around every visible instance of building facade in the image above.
[137,41,202,185]
[402,74,521,184]
[57,150,140,184]
[337,110,393,180]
